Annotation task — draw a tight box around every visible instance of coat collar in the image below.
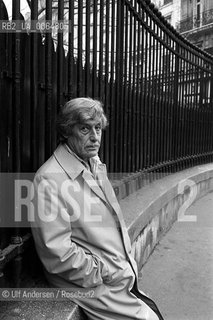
[54,143,86,181]
[53,144,108,204]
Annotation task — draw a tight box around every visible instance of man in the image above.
[31,97,164,320]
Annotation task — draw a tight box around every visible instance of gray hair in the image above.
[57,97,108,141]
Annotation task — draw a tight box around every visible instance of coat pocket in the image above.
[92,253,112,283]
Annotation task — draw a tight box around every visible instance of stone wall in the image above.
[116,164,213,272]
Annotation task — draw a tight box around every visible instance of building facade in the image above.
[152,0,213,55]
[178,0,213,55]
[151,0,181,29]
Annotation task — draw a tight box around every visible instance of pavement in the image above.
[139,191,213,320]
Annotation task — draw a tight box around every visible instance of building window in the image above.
[197,0,201,22]
[194,0,201,28]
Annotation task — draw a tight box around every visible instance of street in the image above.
[139,191,213,320]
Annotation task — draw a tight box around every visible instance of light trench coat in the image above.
[31,144,163,320]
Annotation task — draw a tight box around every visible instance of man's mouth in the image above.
[87,145,99,149]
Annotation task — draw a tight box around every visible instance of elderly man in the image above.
[31,97,164,320]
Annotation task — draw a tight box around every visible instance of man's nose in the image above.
[90,128,98,141]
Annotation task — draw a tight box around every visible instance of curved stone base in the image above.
[118,163,213,271]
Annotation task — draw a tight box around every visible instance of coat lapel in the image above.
[54,144,85,180]
[98,171,132,254]
[82,170,108,204]
[54,144,108,204]
[99,173,123,222]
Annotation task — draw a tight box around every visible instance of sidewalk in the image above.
[139,191,213,320]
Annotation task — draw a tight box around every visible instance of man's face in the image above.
[67,117,102,162]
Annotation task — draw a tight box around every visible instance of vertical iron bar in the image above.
[123,4,129,172]
[160,28,166,164]
[210,64,213,160]
[147,15,152,168]
[0,0,11,266]
[157,26,162,166]
[136,7,141,171]
[188,53,194,163]
[127,3,133,172]
[180,47,186,167]
[104,0,110,168]
[92,0,97,98]
[68,0,74,99]
[162,32,168,167]
[109,0,115,172]
[115,0,124,172]
[54,0,64,150]
[203,60,206,158]
[205,66,210,158]
[11,0,22,286]
[180,48,186,166]
[143,10,148,168]
[158,29,163,165]
[139,5,145,170]
[199,59,204,159]
[184,50,190,163]
[45,0,52,159]
[12,0,21,172]
[131,0,137,172]
[167,39,173,165]
[210,65,213,155]
[149,20,155,168]
[57,0,64,108]
[165,35,171,166]
[31,0,38,171]
[98,0,104,161]
[207,67,212,153]
[85,0,91,96]
[173,41,180,168]
[152,22,158,169]
[162,33,167,165]
[98,0,104,98]
[77,0,83,96]
[194,55,199,158]
[177,48,182,164]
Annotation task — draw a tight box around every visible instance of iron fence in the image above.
[0,0,213,286]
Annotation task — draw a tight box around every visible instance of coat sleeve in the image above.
[31,174,110,288]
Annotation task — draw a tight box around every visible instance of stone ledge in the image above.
[0,300,86,320]
[119,163,213,271]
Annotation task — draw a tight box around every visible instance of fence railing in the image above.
[0,0,213,286]
[0,0,213,175]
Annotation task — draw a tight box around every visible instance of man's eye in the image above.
[80,126,89,134]
[95,125,102,132]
